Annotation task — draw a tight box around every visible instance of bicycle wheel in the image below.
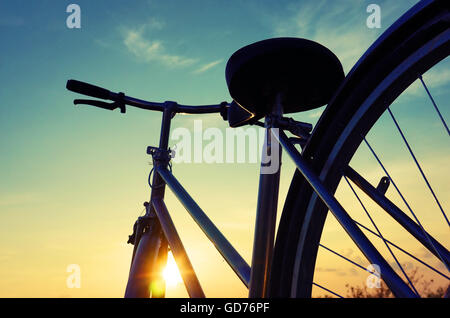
[270,0,449,297]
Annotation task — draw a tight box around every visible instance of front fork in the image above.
[125,106,175,298]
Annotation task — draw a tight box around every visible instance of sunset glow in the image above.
[163,252,183,287]
[0,0,448,299]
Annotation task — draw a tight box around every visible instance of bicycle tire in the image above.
[269,0,450,297]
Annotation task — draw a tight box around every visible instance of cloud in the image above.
[146,17,165,30]
[403,65,450,97]
[120,17,224,72]
[308,109,322,119]
[193,59,223,74]
[316,267,350,277]
[316,267,338,272]
[122,28,197,67]
[270,0,410,73]
[94,38,110,48]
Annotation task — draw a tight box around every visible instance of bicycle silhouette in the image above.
[66,0,449,298]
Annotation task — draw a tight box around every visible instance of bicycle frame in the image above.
[123,90,419,298]
[66,79,420,298]
[64,2,450,298]
[124,97,284,298]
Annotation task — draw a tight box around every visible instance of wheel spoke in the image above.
[277,130,417,297]
[361,138,450,270]
[387,107,449,226]
[418,75,450,136]
[345,164,450,269]
[312,282,344,298]
[320,244,371,273]
[344,175,419,295]
[355,220,450,280]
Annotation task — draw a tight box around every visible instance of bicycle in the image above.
[66,0,449,298]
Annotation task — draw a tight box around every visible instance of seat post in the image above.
[249,93,283,298]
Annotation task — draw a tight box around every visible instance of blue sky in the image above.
[0,0,448,297]
[1,0,424,185]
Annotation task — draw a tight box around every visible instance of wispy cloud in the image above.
[123,28,197,67]
[146,17,165,30]
[271,0,410,73]
[308,109,322,119]
[193,59,223,74]
[120,17,225,72]
[403,65,450,97]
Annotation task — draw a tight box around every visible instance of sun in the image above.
[163,251,183,287]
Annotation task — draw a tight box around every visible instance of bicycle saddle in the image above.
[225,38,345,122]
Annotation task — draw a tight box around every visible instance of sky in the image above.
[0,0,448,298]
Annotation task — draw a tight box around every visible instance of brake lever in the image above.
[73,92,126,113]
[74,99,115,110]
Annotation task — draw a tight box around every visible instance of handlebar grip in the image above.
[66,79,112,100]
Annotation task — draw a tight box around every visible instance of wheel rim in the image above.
[270,0,450,297]
[291,30,449,298]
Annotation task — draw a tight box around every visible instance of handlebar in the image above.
[66,79,227,115]
[67,80,112,100]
